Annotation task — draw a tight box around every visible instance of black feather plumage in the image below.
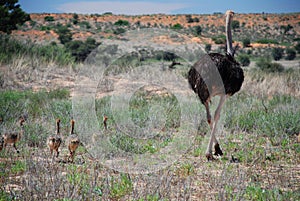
[188,52,244,104]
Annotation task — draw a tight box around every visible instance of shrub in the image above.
[186,15,199,23]
[205,44,211,53]
[171,23,183,30]
[256,57,284,72]
[231,20,240,30]
[72,13,79,25]
[65,37,100,62]
[285,48,296,60]
[55,25,72,44]
[114,19,130,26]
[186,15,193,23]
[237,54,250,66]
[242,38,251,48]
[44,16,54,22]
[79,21,91,29]
[272,47,284,61]
[256,38,279,44]
[193,25,202,36]
[0,35,74,65]
[295,42,300,53]
[212,35,226,44]
[280,24,293,34]
[113,27,126,35]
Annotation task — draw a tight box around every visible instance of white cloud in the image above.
[56,1,188,15]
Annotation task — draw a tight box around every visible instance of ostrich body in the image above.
[2,117,26,153]
[66,119,80,162]
[47,119,62,158]
[188,10,244,160]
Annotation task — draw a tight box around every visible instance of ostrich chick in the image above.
[2,117,26,153]
[103,115,108,130]
[47,118,62,158]
[66,119,80,163]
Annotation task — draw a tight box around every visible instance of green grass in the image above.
[0,35,74,66]
[225,94,300,138]
[0,191,11,201]
[0,89,71,147]
[255,38,279,44]
[109,174,133,199]
[243,185,300,201]
[0,57,299,200]
[10,160,26,174]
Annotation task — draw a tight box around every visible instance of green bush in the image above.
[205,44,211,53]
[0,35,74,65]
[237,54,250,66]
[65,37,100,62]
[295,42,300,53]
[55,25,72,44]
[186,15,193,23]
[231,20,240,30]
[285,48,296,60]
[110,174,133,199]
[212,35,226,44]
[272,47,284,61]
[113,27,126,35]
[256,38,279,45]
[256,57,284,72]
[79,21,91,29]
[242,38,251,48]
[171,23,183,30]
[114,19,130,26]
[44,16,55,22]
[193,25,202,36]
[280,24,293,34]
[186,15,199,23]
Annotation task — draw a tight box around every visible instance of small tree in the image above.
[231,20,240,30]
[242,38,251,48]
[55,26,72,44]
[205,44,211,53]
[256,57,284,72]
[193,25,202,36]
[272,47,284,61]
[237,54,250,67]
[66,38,100,62]
[285,48,296,60]
[72,13,79,25]
[295,42,300,54]
[186,15,193,23]
[114,20,130,26]
[0,0,30,34]
[171,23,183,30]
[44,16,54,22]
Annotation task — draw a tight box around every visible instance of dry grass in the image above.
[1,63,299,200]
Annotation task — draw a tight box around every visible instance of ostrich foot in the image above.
[205,153,215,161]
[214,143,223,156]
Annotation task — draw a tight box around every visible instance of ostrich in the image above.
[2,117,26,153]
[47,118,62,158]
[188,10,244,160]
[66,119,80,163]
[103,115,108,130]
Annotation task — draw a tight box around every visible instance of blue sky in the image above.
[19,0,300,15]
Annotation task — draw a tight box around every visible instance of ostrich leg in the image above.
[204,101,212,128]
[206,95,226,160]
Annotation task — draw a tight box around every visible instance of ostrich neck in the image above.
[226,14,233,56]
[71,122,74,134]
[56,122,60,135]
